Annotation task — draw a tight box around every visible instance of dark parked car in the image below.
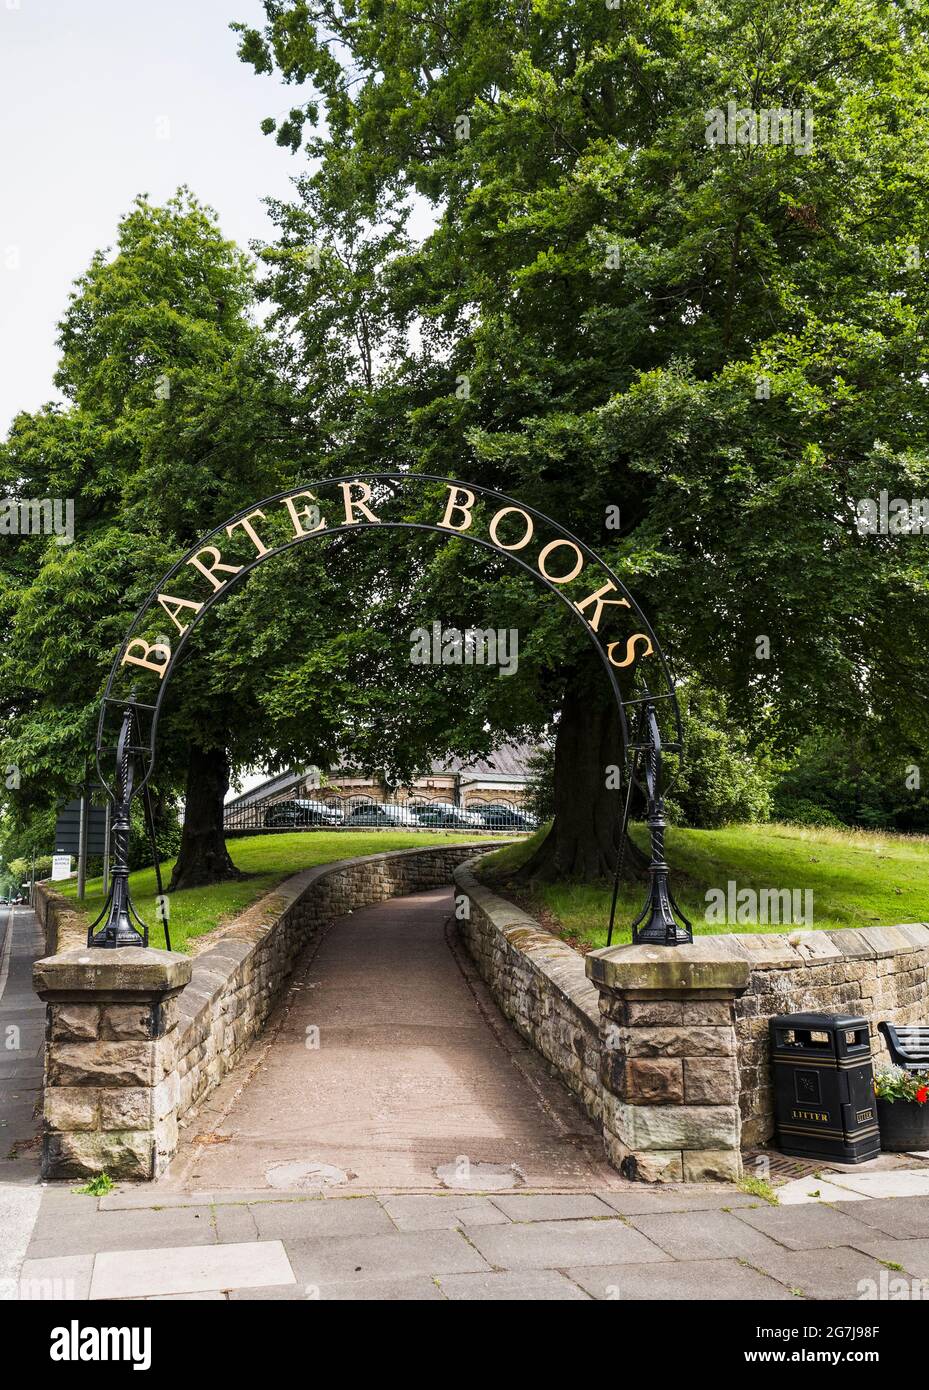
[474,804,536,831]
[263,798,342,828]
[414,803,485,829]
[343,804,416,827]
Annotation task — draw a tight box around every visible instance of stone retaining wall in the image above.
[454,863,602,1121]
[733,925,929,1148]
[454,863,929,1181]
[33,881,86,955]
[34,842,495,1178]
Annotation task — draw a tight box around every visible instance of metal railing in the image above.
[223,788,537,835]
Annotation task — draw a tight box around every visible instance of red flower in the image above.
[917,1086,929,1105]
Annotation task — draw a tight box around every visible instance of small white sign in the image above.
[51,854,72,881]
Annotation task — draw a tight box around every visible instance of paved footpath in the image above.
[10,888,929,1300]
[0,903,47,1299]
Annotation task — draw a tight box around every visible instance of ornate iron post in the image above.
[607,695,692,948]
[88,702,146,948]
[630,700,693,946]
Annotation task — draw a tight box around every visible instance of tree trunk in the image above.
[518,670,646,882]
[168,743,241,891]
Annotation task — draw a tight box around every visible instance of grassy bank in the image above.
[57,830,499,953]
[477,822,929,952]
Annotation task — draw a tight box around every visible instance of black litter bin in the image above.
[770,1012,880,1162]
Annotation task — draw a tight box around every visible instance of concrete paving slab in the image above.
[490,1193,615,1222]
[626,1209,793,1262]
[142,1291,227,1301]
[99,1191,217,1211]
[157,1189,329,1207]
[438,1269,591,1300]
[775,1177,869,1205]
[248,1196,394,1241]
[843,1236,929,1280]
[732,1202,880,1250]
[285,1228,491,1283]
[37,1186,105,1210]
[226,1283,327,1301]
[824,1169,929,1198]
[90,1240,296,1299]
[0,1180,42,1300]
[595,1188,756,1215]
[567,1258,796,1301]
[379,1194,510,1230]
[228,1276,447,1301]
[466,1217,671,1270]
[18,1253,93,1301]
[26,1204,215,1257]
[316,1276,448,1301]
[832,1196,929,1238]
[747,1245,892,1300]
[213,1204,259,1243]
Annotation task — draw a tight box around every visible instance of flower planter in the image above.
[876,1096,929,1152]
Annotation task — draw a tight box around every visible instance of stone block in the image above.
[34,946,191,999]
[45,1087,99,1131]
[48,1003,99,1041]
[98,1004,156,1041]
[627,1058,684,1104]
[604,1094,740,1152]
[680,999,733,1025]
[43,1128,154,1180]
[586,938,749,993]
[684,1055,739,1105]
[99,1087,154,1130]
[626,999,683,1026]
[682,1148,743,1183]
[48,1041,155,1088]
[622,1026,735,1058]
[603,1131,683,1183]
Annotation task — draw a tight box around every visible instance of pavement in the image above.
[0,902,46,1300]
[6,888,929,1301]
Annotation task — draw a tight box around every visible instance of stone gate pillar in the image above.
[585,940,749,1183]
[33,947,191,1180]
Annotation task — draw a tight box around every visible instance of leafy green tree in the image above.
[667,679,773,829]
[237,0,929,878]
[772,730,929,831]
[0,191,292,888]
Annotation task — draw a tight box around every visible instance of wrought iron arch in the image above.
[90,473,691,949]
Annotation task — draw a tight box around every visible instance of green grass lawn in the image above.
[57,830,499,953]
[478,821,929,952]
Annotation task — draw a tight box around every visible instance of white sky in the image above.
[0,0,308,433]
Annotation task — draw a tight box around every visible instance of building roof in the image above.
[224,741,540,811]
[432,742,537,779]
